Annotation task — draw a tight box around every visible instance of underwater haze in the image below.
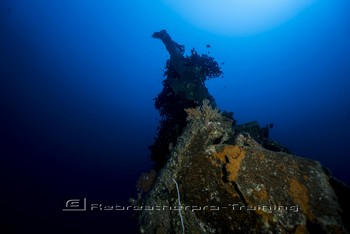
[1,0,350,232]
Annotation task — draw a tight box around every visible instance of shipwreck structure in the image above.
[133,30,350,233]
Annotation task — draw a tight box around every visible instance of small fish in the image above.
[206,44,211,48]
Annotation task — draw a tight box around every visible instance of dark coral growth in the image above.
[186,48,223,81]
[152,29,221,102]
[149,30,225,169]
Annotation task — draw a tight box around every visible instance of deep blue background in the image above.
[1,0,349,232]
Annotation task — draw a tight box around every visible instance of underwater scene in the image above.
[1,0,350,233]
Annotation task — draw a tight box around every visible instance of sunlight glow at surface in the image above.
[163,0,316,36]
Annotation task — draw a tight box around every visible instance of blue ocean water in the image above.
[1,0,349,232]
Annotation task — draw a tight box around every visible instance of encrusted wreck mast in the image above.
[132,30,349,234]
